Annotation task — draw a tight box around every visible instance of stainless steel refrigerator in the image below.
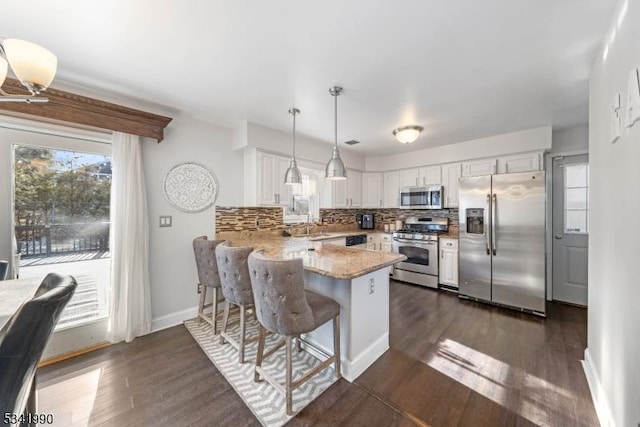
[458,171,546,316]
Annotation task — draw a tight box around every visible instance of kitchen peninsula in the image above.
[217,232,406,381]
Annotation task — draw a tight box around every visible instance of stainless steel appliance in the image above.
[400,185,443,209]
[391,216,448,288]
[459,171,546,316]
[356,213,375,229]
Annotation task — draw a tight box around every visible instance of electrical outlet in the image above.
[197,283,202,294]
[159,215,172,227]
[368,278,375,294]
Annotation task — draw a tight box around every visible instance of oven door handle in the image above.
[393,238,437,246]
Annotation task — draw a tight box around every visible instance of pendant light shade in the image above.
[284,107,302,185]
[325,86,347,180]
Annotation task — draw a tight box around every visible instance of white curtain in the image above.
[109,132,152,343]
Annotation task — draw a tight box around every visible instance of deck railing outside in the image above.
[15,222,110,257]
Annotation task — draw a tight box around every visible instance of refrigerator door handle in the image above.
[486,194,491,255]
[492,194,497,256]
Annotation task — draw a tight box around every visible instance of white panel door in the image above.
[276,156,293,206]
[332,179,348,208]
[443,163,461,208]
[257,152,277,204]
[552,155,589,306]
[462,159,497,177]
[362,173,383,208]
[498,153,541,174]
[383,171,400,207]
[418,166,441,185]
[348,170,362,208]
[399,168,420,187]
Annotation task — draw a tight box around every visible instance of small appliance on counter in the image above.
[356,213,375,229]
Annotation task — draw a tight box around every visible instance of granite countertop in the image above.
[220,234,406,280]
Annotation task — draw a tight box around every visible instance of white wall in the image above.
[143,113,242,326]
[584,1,640,426]
[234,121,366,171]
[365,126,552,171]
[551,125,589,154]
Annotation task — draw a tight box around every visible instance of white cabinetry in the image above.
[399,166,442,187]
[497,152,542,174]
[442,163,461,208]
[332,170,362,208]
[383,171,400,208]
[379,234,392,253]
[439,238,458,287]
[462,158,497,177]
[245,150,292,206]
[362,173,383,208]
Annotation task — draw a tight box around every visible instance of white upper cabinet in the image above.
[442,163,461,208]
[331,169,362,208]
[348,170,362,208]
[383,171,400,208]
[362,173,383,208]
[399,168,420,187]
[246,150,293,206]
[462,158,497,177]
[418,166,442,185]
[256,151,277,205]
[276,156,293,205]
[497,152,542,174]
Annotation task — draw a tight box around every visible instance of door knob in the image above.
[554,235,562,240]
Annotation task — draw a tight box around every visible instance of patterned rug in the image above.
[184,316,337,426]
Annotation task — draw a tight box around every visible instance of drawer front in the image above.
[440,238,458,249]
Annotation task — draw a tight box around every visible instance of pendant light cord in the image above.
[334,91,338,148]
[292,110,296,158]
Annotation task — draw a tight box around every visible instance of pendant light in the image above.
[325,86,347,180]
[284,107,302,185]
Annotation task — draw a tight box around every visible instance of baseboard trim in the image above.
[39,341,111,367]
[583,348,615,427]
[151,306,198,333]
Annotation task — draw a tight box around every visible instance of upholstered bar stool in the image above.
[215,241,258,363]
[248,250,341,415]
[192,236,226,336]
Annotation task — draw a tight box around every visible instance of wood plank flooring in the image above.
[38,281,599,426]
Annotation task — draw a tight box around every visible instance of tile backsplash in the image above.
[216,206,459,237]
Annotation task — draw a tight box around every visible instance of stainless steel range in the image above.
[391,216,448,289]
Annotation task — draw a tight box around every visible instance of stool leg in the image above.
[254,324,265,383]
[219,300,231,345]
[239,304,246,363]
[197,284,206,323]
[333,314,341,379]
[285,336,293,416]
[296,335,302,352]
[211,287,219,335]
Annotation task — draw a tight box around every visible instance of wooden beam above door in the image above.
[0,78,172,141]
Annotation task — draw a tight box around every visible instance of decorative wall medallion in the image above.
[163,162,218,213]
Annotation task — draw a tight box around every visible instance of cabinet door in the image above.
[362,173,383,208]
[440,248,459,286]
[462,159,497,177]
[276,156,293,205]
[332,179,348,208]
[380,243,392,253]
[399,168,420,187]
[257,152,277,205]
[419,166,441,185]
[348,170,363,208]
[497,153,541,174]
[383,171,400,207]
[443,163,461,208]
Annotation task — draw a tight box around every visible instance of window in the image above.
[564,163,589,234]
[283,167,322,224]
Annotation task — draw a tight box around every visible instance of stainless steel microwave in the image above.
[400,185,443,209]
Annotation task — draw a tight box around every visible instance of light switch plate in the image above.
[159,215,172,227]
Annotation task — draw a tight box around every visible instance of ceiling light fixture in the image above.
[393,125,424,144]
[284,107,302,185]
[325,86,347,180]
[0,38,57,103]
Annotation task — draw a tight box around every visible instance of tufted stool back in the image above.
[192,236,225,288]
[248,250,315,336]
[215,241,254,306]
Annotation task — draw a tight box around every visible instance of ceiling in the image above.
[0,0,617,156]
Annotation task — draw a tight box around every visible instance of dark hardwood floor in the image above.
[38,281,599,426]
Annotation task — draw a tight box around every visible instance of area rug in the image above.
[184,316,337,426]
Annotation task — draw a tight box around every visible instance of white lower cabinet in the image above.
[439,238,458,287]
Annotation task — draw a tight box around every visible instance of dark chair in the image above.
[0,260,9,281]
[0,273,77,421]
[248,251,341,415]
[193,236,226,336]
[215,241,256,363]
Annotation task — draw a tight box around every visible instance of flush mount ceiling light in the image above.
[325,86,347,180]
[0,38,57,103]
[393,125,424,144]
[284,107,302,185]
